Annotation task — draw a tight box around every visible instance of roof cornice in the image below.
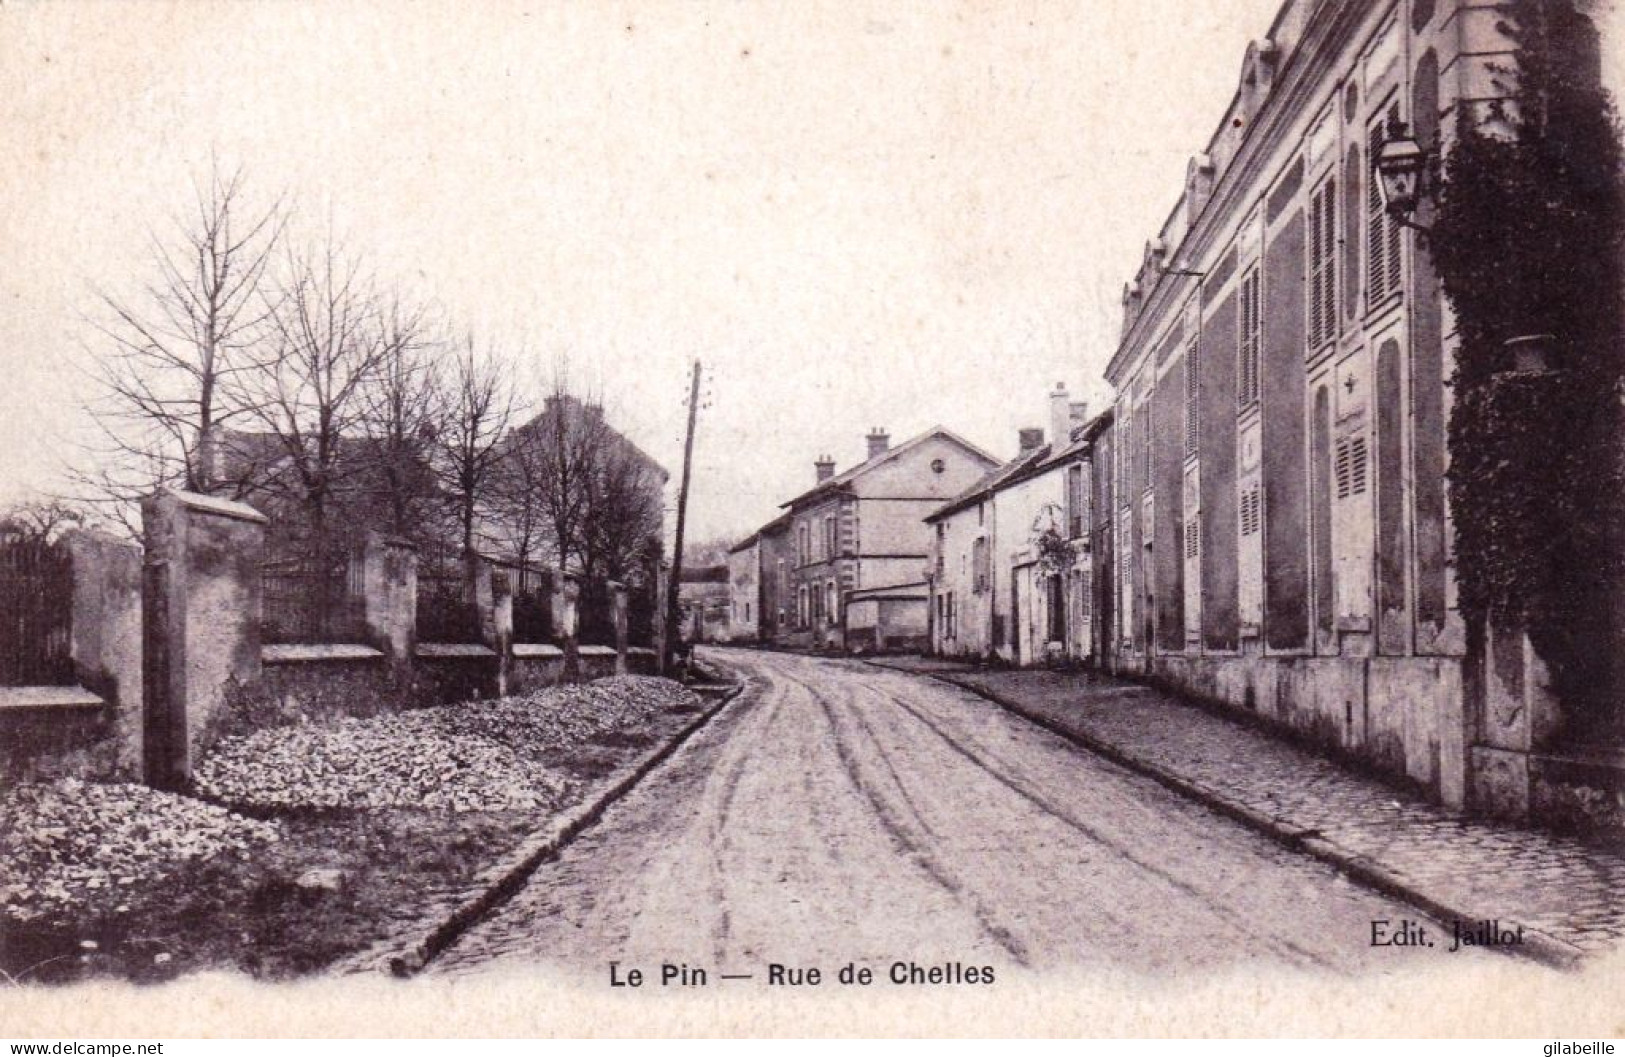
[1104,0,1377,383]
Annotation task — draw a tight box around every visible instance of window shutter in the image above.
[1367,120,1389,307]
[1238,269,1262,408]
[1239,481,1263,537]
[1367,104,1405,309]
[1309,192,1325,347]
[1184,339,1200,456]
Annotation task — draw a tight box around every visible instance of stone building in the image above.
[725,531,762,642]
[777,427,998,651]
[1098,0,1622,828]
[926,386,1101,665]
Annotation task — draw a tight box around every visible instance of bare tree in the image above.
[355,295,443,541]
[240,236,389,562]
[434,336,521,556]
[581,429,666,584]
[0,498,88,544]
[515,372,616,577]
[73,163,283,529]
[490,424,554,570]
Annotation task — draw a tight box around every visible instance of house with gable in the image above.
[927,385,1106,665]
[777,426,998,652]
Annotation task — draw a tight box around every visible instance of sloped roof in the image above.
[780,426,999,511]
[727,511,792,554]
[925,443,1051,524]
[925,409,1115,524]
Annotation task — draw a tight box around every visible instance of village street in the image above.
[435,649,1485,978]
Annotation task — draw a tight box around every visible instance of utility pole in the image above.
[664,359,702,675]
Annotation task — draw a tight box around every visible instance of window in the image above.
[1184,331,1200,457]
[826,580,837,625]
[1237,422,1264,632]
[1047,574,1067,642]
[1332,351,1374,625]
[1117,405,1132,506]
[1140,396,1153,492]
[1118,509,1135,646]
[1067,464,1087,538]
[798,523,810,564]
[1308,174,1339,351]
[972,536,989,593]
[1183,512,1202,643]
[1366,103,1404,310]
[1333,433,1370,500]
[1183,466,1202,644]
[1239,480,1263,537]
[1238,266,1261,408]
[823,514,838,559]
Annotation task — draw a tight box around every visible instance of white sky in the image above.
[0,0,1284,544]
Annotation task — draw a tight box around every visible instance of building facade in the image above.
[1099,0,1621,824]
[927,387,1101,665]
[778,427,998,651]
[726,534,761,642]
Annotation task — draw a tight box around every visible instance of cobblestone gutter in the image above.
[869,658,1625,970]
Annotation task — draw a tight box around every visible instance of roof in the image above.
[925,445,1050,524]
[504,394,669,483]
[727,512,791,554]
[679,564,729,584]
[780,426,999,511]
[925,409,1114,524]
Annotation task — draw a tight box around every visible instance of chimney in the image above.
[866,428,891,460]
[1049,383,1072,453]
[815,455,836,483]
[1018,428,1045,453]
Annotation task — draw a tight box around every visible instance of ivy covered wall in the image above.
[1431,0,1625,736]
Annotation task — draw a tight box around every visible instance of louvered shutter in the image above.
[1184,338,1200,456]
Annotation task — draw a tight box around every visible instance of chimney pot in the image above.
[866,428,891,460]
[815,455,837,483]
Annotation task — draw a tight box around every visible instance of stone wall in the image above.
[1143,651,1468,804]
[6,493,665,787]
[67,531,145,779]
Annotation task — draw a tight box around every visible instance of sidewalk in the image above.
[867,655,1625,966]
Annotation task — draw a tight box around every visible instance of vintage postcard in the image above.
[1,0,1623,1040]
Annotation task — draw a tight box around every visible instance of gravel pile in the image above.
[0,778,279,927]
[194,675,699,813]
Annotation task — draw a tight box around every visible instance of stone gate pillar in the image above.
[362,532,417,669]
[490,567,513,696]
[611,580,629,676]
[554,574,581,682]
[141,490,266,788]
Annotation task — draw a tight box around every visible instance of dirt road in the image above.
[436,649,1483,978]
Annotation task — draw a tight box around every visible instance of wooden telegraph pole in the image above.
[663,359,702,674]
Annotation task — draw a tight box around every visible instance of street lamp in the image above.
[1374,115,1434,232]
